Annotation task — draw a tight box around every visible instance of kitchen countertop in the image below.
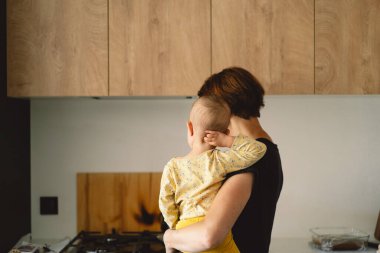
[11,235,379,253]
[270,238,378,253]
[9,234,71,253]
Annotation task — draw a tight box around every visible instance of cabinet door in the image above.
[7,0,108,97]
[212,0,314,94]
[315,0,380,94]
[109,0,211,96]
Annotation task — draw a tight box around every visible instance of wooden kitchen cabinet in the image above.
[315,0,380,94]
[7,0,108,97]
[109,0,211,96]
[212,0,314,94]
[8,0,380,97]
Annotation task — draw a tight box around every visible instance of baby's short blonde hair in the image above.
[190,96,231,133]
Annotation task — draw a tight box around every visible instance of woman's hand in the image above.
[163,230,179,253]
[165,246,178,253]
[204,130,234,148]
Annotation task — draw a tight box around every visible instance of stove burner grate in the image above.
[60,230,165,253]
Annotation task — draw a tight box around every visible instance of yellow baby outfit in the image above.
[159,135,267,253]
[176,216,239,253]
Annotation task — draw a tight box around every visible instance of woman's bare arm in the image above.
[163,172,254,252]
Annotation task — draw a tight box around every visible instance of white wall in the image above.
[31,96,380,239]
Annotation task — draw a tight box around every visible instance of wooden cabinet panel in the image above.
[315,0,380,94]
[8,1,378,96]
[109,0,211,96]
[7,0,108,97]
[212,0,314,94]
[77,172,162,233]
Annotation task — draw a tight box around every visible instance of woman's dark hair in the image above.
[198,67,265,119]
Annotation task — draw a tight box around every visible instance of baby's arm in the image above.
[205,131,267,173]
[159,162,179,229]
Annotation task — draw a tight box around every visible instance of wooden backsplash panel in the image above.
[77,172,162,233]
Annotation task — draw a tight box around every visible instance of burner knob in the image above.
[106,237,117,243]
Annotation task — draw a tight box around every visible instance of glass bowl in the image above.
[310,227,369,251]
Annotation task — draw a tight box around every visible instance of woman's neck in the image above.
[229,116,272,142]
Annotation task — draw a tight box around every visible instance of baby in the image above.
[159,96,267,253]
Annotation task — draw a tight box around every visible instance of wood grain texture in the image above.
[212,0,314,94]
[77,173,162,233]
[109,0,211,96]
[315,0,380,94]
[7,0,108,97]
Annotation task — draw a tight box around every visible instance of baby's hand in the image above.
[204,130,234,148]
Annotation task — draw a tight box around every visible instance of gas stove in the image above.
[60,230,165,253]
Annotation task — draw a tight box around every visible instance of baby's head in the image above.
[187,96,231,146]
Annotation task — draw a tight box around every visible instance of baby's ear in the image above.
[187,121,194,136]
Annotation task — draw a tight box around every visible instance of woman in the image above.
[163,67,283,253]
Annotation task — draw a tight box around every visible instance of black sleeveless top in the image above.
[226,138,283,253]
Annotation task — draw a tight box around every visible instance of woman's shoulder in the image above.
[256,137,276,145]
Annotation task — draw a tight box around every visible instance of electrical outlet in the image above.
[40,196,58,215]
